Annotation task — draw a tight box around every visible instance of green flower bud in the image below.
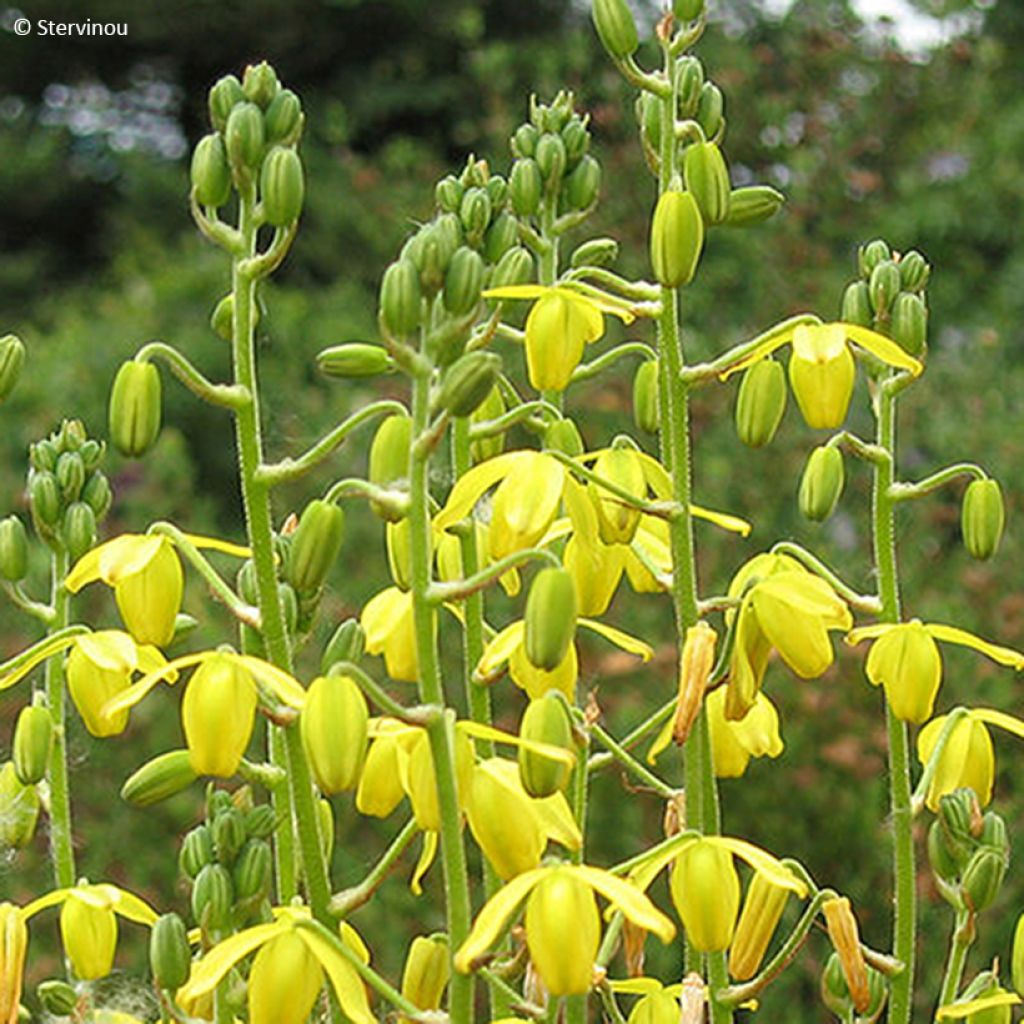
[208,74,245,133]
[820,952,853,1018]
[632,359,660,434]
[29,439,57,472]
[60,419,87,451]
[571,237,619,269]
[510,159,543,217]
[898,250,930,292]
[245,804,277,840]
[436,174,464,213]
[318,798,334,863]
[962,845,1007,913]
[260,146,304,226]
[459,187,492,243]
[301,674,369,794]
[437,352,502,419]
[591,0,639,58]
[858,239,891,278]
[212,807,247,864]
[637,92,662,154]
[242,61,281,108]
[36,979,78,1016]
[29,470,60,536]
[869,260,901,316]
[927,819,960,885]
[840,280,873,328]
[486,174,508,208]
[962,479,1005,561]
[232,838,273,905]
[62,501,96,563]
[109,360,161,458]
[650,190,704,287]
[799,446,845,522]
[287,499,345,596]
[191,862,234,934]
[279,579,299,636]
[79,439,103,472]
[890,292,928,356]
[13,703,52,785]
[179,824,214,879]
[317,342,393,378]
[512,123,539,158]
[561,117,589,167]
[484,213,519,264]
[518,692,574,797]
[696,82,724,139]
[720,185,784,228]
[535,132,567,187]
[0,760,39,849]
[264,88,303,145]
[191,134,232,207]
[677,57,705,117]
[981,810,1008,853]
[386,517,412,591]
[489,246,534,290]
[0,515,28,582]
[674,0,705,20]
[379,260,423,338]
[939,788,982,868]
[321,618,366,674]
[544,417,585,458]
[56,451,85,503]
[0,333,26,400]
[735,358,786,447]
[525,567,578,671]
[150,912,191,991]
[443,247,486,316]
[460,156,490,188]
[470,384,507,463]
[369,413,412,519]
[121,750,197,807]
[684,142,730,225]
[224,101,266,180]
[564,154,601,210]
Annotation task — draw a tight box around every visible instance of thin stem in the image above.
[255,400,408,487]
[769,541,881,614]
[329,660,431,723]
[597,982,629,1024]
[564,266,662,302]
[589,722,677,799]
[547,450,680,519]
[1,581,55,624]
[321,478,409,517]
[408,368,474,1022]
[44,547,75,891]
[430,546,561,604]
[873,380,915,1024]
[937,909,974,1011]
[569,343,658,385]
[468,400,561,442]
[328,818,419,916]
[135,341,251,410]
[889,462,987,503]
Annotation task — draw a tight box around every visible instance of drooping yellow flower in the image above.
[484,284,635,392]
[846,620,1024,724]
[609,979,683,1024]
[23,882,158,981]
[705,686,784,778]
[720,319,923,429]
[917,710,997,811]
[176,907,374,1024]
[669,838,741,952]
[361,586,420,683]
[101,649,306,777]
[455,863,675,997]
[729,871,791,981]
[0,903,28,1024]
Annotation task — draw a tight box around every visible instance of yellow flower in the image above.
[66,531,249,647]
[669,838,741,952]
[726,554,851,720]
[729,871,791,981]
[720,319,923,429]
[846,621,1024,724]
[0,903,28,1024]
[455,863,675,997]
[101,649,306,778]
[23,882,158,981]
[822,896,870,1014]
[609,979,683,1024]
[705,686,784,778]
[176,908,374,1024]
[484,284,635,392]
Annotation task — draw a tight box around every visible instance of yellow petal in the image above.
[182,533,252,558]
[570,865,675,943]
[488,453,564,559]
[839,323,923,377]
[578,619,653,661]
[481,285,550,301]
[454,869,548,972]
[295,926,376,1024]
[75,631,138,673]
[532,790,583,851]
[64,545,105,592]
[646,714,675,766]
[936,992,1021,1019]
[177,922,286,1003]
[476,622,525,681]
[705,837,807,897]
[924,623,1024,670]
[98,535,165,583]
[102,651,209,716]
[458,720,576,769]
[410,831,438,895]
[235,655,307,709]
[635,452,672,501]
[691,504,752,537]
[971,707,1024,741]
[435,452,534,533]
[845,623,896,646]
[361,587,410,653]
[91,884,159,926]
[0,633,80,691]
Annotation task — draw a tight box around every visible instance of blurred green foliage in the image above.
[2,0,1024,1019]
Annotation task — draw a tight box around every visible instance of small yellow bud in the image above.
[728,872,790,980]
[670,839,740,952]
[822,897,869,1014]
[300,675,369,794]
[524,567,578,671]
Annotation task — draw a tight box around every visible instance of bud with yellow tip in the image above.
[728,872,789,980]
[669,838,740,952]
[822,896,869,1014]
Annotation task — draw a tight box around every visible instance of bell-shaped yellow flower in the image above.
[918,712,995,812]
[101,649,306,778]
[669,838,741,952]
[455,863,675,997]
[588,447,647,545]
[356,719,418,818]
[0,903,28,1024]
[483,284,635,393]
[0,761,40,849]
[705,686,784,778]
[361,586,420,682]
[177,908,374,1024]
[847,621,1024,725]
[719,318,923,430]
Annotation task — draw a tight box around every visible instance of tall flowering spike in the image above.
[917,713,995,812]
[182,654,258,777]
[669,838,741,952]
[0,904,27,1024]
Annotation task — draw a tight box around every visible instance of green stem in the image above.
[430,546,561,605]
[589,722,677,798]
[135,341,250,410]
[597,982,629,1024]
[467,399,560,443]
[889,462,987,503]
[569,343,658,385]
[229,188,330,923]
[329,818,419,916]
[44,547,75,891]
[408,369,474,1023]
[937,909,974,1011]
[768,541,881,614]
[873,381,914,1024]
[564,266,662,302]
[1,580,55,624]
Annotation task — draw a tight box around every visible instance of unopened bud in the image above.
[82,472,112,520]
[0,515,28,582]
[650,190,704,288]
[544,417,585,458]
[224,101,265,179]
[684,142,730,225]
[633,359,660,434]
[317,342,394,378]
[179,824,214,879]
[525,567,578,671]
[379,259,423,338]
[0,333,25,401]
[840,280,873,328]
[470,384,508,463]
[36,979,78,1016]
[490,245,534,290]
[208,74,245,133]
[62,501,96,563]
[890,292,928,355]
[673,622,717,745]
[443,247,486,316]
[563,155,601,210]
[191,862,234,934]
[799,446,844,522]
[518,691,574,797]
[13,703,52,785]
[286,499,345,596]
[29,470,60,536]
[191,134,232,207]
[735,358,786,447]
[962,845,1007,913]
[677,58,705,117]
[869,260,902,317]
[510,158,543,217]
[401,935,450,1019]
[898,250,930,292]
[858,239,891,279]
[591,0,639,59]
[696,82,724,139]
[242,61,281,109]
[321,618,366,674]
[0,761,39,849]
[121,750,197,807]
[368,414,412,519]
[459,187,492,242]
[436,174,463,213]
[590,446,646,544]
[301,674,369,794]
[150,913,191,990]
[484,212,519,264]
[674,0,705,19]
[233,838,272,905]
[535,133,567,186]
[822,896,870,1014]
[927,820,961,885]
[212,807,247,864]
[438,352,502,418]
[264,88,303,146]
[571,237,619,269]
[260,146,304,226]
[962,479,1004,561]
[109,360,161,458]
